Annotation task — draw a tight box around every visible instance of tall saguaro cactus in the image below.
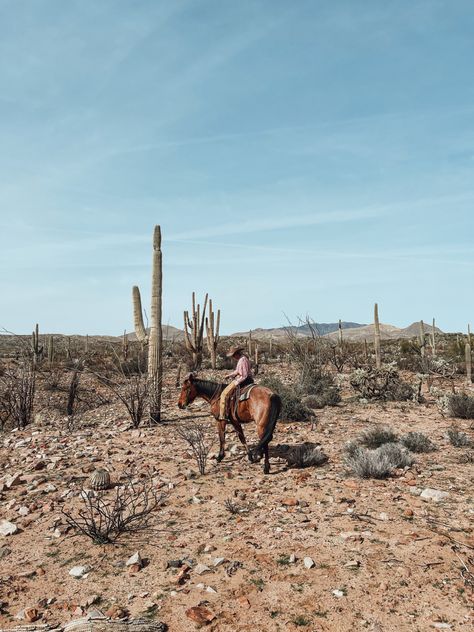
[205,299,220,369]
[431,318,437,356]
[31,323,43,365]
[132,226,163,423]
[184,292,208,369]
[374,303,381,369]
[338,319,343,346]
[419,320,426,359]
[466,326,472,385]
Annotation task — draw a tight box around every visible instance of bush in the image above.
[449,394,474,419]
[344,442,414,479]
[358,425,398,448]
[446,427,472,447]
[350,367,413,401]
[400,431,437,453]
[457,450,474,463]
[271,442,328,468]
[301,370,341,407]
[259,375,311,422]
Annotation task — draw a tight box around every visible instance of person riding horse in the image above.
[219,345,254,421]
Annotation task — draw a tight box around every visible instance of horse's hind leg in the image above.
[216,420,226,462]
[263,444,270,474]
[231,421,252,461]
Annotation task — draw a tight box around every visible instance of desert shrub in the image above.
[62,475,162,544]
[358,425,398,448]
[301,371,341,407]
[344,442,413,479]
[0,361,36,429]
[457,450,474,463]
[400,431,437,453]
[259,375,311,421]
[177,423,212,475]
[446,427,472,447]
[350,367,413,401]
[270,442,328,468]
[449,393,474,419]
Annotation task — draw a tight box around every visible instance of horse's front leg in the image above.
[263,444,270,474]
[216,419,226,462]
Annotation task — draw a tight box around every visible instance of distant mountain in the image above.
[325,321,443,342]
[126,325,185,341]
[230,322,366,339]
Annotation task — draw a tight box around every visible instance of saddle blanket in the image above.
[238,383,258,401]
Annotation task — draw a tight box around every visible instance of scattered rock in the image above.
[420,488,449,503]
[69,565,91,578]
[332,589,345,598]
[194,563,212,575]
[0,520,18,536]
[186,605,216,625]
[303,556,315,569]
[125,552,143,568]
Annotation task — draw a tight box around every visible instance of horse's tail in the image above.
[253,393,281,455]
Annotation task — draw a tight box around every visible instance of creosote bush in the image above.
[259,375,311,422]
[177,423,212,475]
[344,441,414,479]
[446,427,472,447]
[350,366,413,401]
[358,425,398,449]
[449,393,474,419]
[400,431,437,453]
[270,442,328,468]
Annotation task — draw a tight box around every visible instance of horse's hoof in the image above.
[247,452,254,463]
[263,465,270,475]
[216,454,224,463]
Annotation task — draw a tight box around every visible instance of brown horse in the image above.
[177,374,281,474]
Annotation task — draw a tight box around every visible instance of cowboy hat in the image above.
[226,345,245,358]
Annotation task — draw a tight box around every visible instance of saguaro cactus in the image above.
[419,320,426,358]
[31,323,43,364]
[47,336,54,365]
[205,299,220,369]
[184,292,208,369]
[431,318,437,356]
[466,325,472,385]
[132,226,163,423]
[338,319,343,346]
[374,303,381,369]
[132,286,148,343]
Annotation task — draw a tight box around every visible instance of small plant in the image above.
[358,425,398,448]
[457,451,474,463]
[344,442,413,479]
[177,423,212,475]
[446,427,472,447]
[350,367,413,401]
[293,615,311,626]
[449,393,474,419]
[259,375,311,421]
[0,360,36,430]
[400,431,437,453]
[272,442,328,468]
[224,498,241,515]
[62,475,163,544]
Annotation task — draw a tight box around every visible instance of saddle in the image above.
[225,379,256,421]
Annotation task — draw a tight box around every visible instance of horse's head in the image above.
[177,372,198,409]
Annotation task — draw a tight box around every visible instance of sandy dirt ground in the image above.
[1,367,473,631]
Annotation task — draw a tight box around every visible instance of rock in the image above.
[303,557,315,569]
[344,560,360,569]
[289,553,297,564]
[432,624,452,629]
[332,589,345,598]
[69,565,90,578]
[5,472,23,488]
[186,605,216,625]
[18,506,29,516]
[213,557,226,567]
[0,545,12,559]
[105,605,128,619]
[194,563,212,575]
[420,488,449,503]
[281,498,299,506]
[404,508,414,518]
[0,520,18,536]
[125,552,142,568]
[24,608,40,622]
[167,559,183,568]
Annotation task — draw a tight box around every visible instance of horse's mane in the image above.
[194,378,226,399]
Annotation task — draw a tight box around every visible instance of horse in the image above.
[177,374,281,474]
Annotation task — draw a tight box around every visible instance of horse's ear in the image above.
[184,372,195,382]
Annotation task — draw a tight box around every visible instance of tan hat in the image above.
[226,345,245,358]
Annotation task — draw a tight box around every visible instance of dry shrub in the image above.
[449,393,474,419]
[350,367,413,401]
[400,431,437,453]
[259,375,311,421]
[0,361,36,430]
[344,441,414,479]
[62,475,162,544]
[457,450,474,463]
[446,427,472,447]
[358,425,398,449]
[280,442,328,468]
[177,423,212,475]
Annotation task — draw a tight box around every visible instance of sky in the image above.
[0,0,473,335]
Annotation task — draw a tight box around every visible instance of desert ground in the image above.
[1,348,473,632]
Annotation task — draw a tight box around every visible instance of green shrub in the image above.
[259,375,311,422]
[358,425,398,448]
[446,426,472,447]
[400,431,437,453]
[350,367,413,401]
[449,393,474,419]
[344,441,413,479]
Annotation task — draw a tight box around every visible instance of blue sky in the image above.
[0,0,473,335]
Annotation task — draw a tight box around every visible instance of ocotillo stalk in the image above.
[364,338,369,363]
[431,318,436,356]
[269,334,273,356]
[338,319,343,346]
[205,299,220,369]
[148,226,163,423]
[85,334,89,354]
[183,292,208,369]
[248,330,252,356]
[66,336,71,360]
[419,320,425,359]
[466,340,472,385]
[122,330,129,360]
[254,343,259,375]
[176,363,182,388]
[132,286,148,343]
[374,303,381,369]
[47,336,54,365]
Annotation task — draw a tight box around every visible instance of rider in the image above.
[219,345,254,421]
